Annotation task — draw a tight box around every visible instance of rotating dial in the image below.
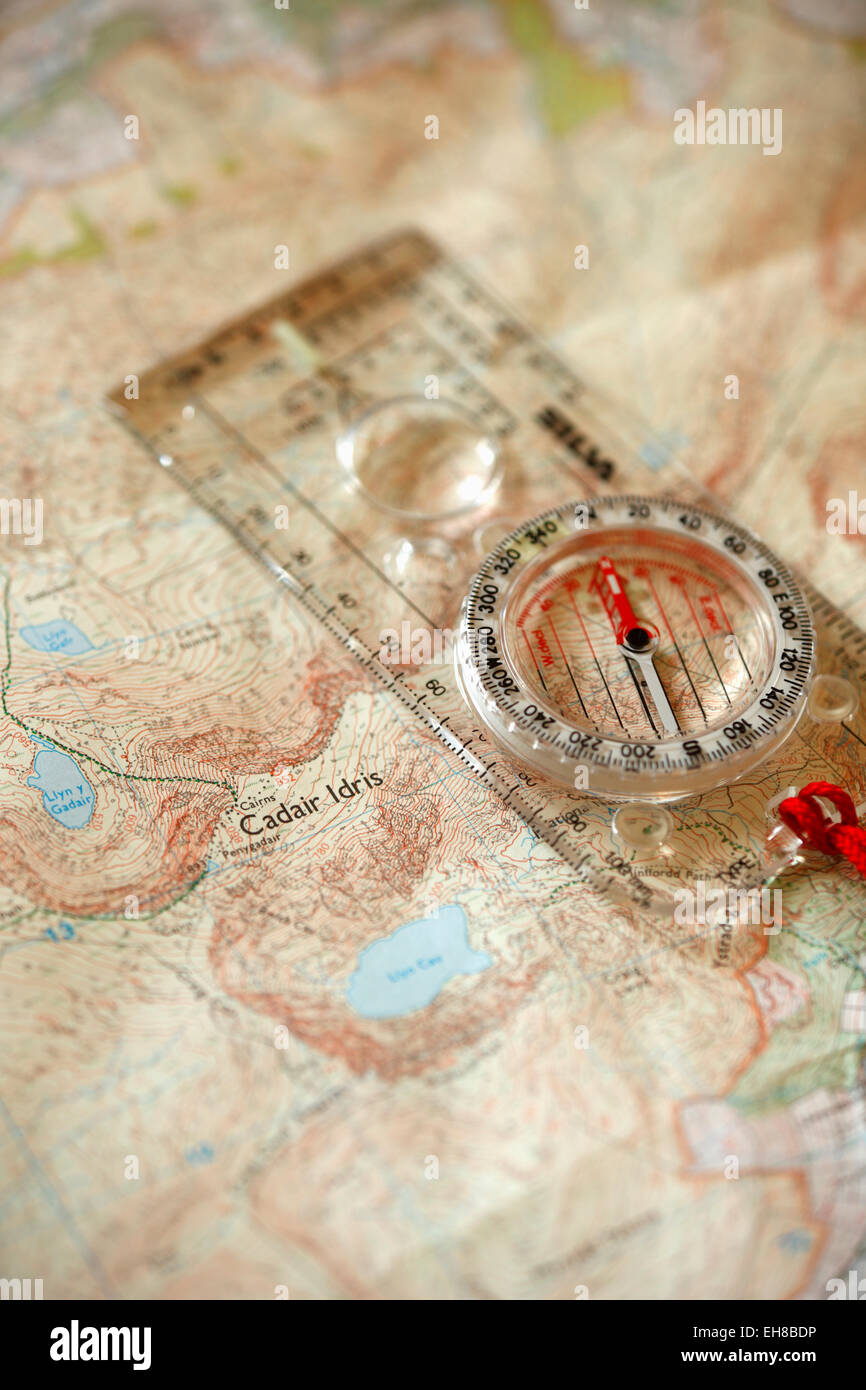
[456,496,815,801]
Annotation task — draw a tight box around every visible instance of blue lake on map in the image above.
[27,737,94,829]
[19,620,94,655]
[346,904,491,1019]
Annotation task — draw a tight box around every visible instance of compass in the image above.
[457,495,816,801]
[114,230,864,908]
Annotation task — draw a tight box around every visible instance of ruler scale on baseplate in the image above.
[108,229,866,916]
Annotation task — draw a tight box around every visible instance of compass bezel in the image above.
[457,495,816,801]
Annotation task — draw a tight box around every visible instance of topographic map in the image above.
[1,0,865,1299]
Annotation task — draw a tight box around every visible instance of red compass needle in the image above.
[591,555,680,735]
[590,555,653,647]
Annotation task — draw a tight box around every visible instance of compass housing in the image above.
[457,496,816,802]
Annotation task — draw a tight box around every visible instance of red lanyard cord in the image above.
[777,781,866,879]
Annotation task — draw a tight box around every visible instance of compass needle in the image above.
[589,553,680,735]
